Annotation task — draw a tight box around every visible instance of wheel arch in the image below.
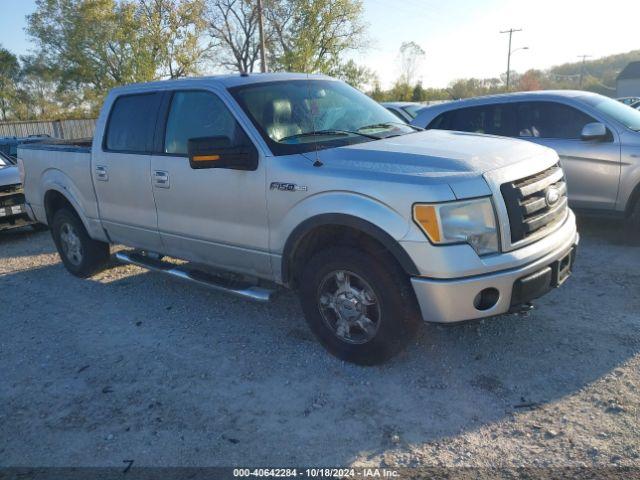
[625,180,640,217]
[281,213,419,288]
[43,187,95,236]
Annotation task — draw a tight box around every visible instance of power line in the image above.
[500,28,522,90]
[577,54,592,87]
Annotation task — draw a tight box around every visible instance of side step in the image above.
[115,251,275,302]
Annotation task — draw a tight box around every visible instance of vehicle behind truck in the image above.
[19,73,579,364]
[0,151,41,232]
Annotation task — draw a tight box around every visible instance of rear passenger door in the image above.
[150,89,270,278]
[514,101,620,209]
[92,92,164,251]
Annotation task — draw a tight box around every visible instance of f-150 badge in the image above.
[270,182,308,192]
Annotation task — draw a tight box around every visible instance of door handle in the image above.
[153,170,170,188]
[95,165,108,181]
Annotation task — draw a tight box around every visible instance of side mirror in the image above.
[188,136,258,171]
[581,122,607,141]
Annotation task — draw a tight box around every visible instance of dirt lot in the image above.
[1,217,639,469]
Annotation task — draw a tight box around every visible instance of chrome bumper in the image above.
[410,231,579,323]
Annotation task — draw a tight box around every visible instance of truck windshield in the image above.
[580,95,640,131]
[230,79,416,155]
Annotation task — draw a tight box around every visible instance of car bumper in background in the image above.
[0,186,35,231]
[410,231,579,323]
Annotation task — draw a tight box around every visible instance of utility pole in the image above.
[578,54,591,87]
[500,28,522,90]
[257,0,268,73]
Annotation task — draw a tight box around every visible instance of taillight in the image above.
[17,158,25,184]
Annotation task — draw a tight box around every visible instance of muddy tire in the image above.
[298,246,421,365]
[51,208,110,278]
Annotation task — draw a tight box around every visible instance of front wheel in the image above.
[628,199,640,236]
[298,247,421,365]
[51,208,110,278]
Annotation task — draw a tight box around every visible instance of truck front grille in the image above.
[501,163,568,244]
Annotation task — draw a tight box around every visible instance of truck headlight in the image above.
[413,198,499,255]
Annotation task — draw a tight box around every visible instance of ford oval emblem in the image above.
[546,186,561,207]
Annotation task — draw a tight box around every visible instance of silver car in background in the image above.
[412,91,640,227]
[381,102,424,122]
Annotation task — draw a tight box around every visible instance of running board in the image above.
[115,251,275,302]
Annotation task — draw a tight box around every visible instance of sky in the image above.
[0,0,638,88]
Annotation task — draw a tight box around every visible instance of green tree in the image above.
[0,46,20,120]
[27,0,209,112]
[411,82,425,102]
[332,59,374,89]
[138,0,210,79]
[388,81,412,101]
[268,0,366,74]
[368,77,385,101]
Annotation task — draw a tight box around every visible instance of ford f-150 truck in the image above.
[19,73,578,364]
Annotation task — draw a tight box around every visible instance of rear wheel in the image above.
[298,246,421,365]
[51,208,110,277]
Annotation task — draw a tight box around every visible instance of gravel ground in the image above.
[0,217,639,469]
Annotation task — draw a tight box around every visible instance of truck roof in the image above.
[110,72,336,95]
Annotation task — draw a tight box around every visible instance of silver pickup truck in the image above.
[19,73,578,364]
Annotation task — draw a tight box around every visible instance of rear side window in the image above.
[515,101,596,139]
[164,91,240,155]
[105,93,163,152]
[428,104,516,137]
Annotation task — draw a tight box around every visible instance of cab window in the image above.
[164,91,240,155]
[105,93,163,152]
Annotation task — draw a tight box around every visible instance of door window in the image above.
[105,93,163,152]
[515,102,596,139]
[164,91,240,155]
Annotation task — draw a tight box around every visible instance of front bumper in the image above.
[410,229,579,323]
[0,186,35,231]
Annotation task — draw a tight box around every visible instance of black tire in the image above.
[298,246,421,365]
[51,208,110,278]
[628,200,640,235]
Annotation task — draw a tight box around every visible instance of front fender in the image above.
[274,191,418,282]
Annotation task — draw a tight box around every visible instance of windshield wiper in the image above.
[358,121,424,133]
[279,129,380,142]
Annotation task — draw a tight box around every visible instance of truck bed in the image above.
[19,137,93,153]
[18,139,99,229]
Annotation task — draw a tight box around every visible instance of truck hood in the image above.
[0,165,20,187]
[319,129,556,177]
[313,129,558,199]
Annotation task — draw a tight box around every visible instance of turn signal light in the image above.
[413,205,441,242]
[193,154,220,162]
